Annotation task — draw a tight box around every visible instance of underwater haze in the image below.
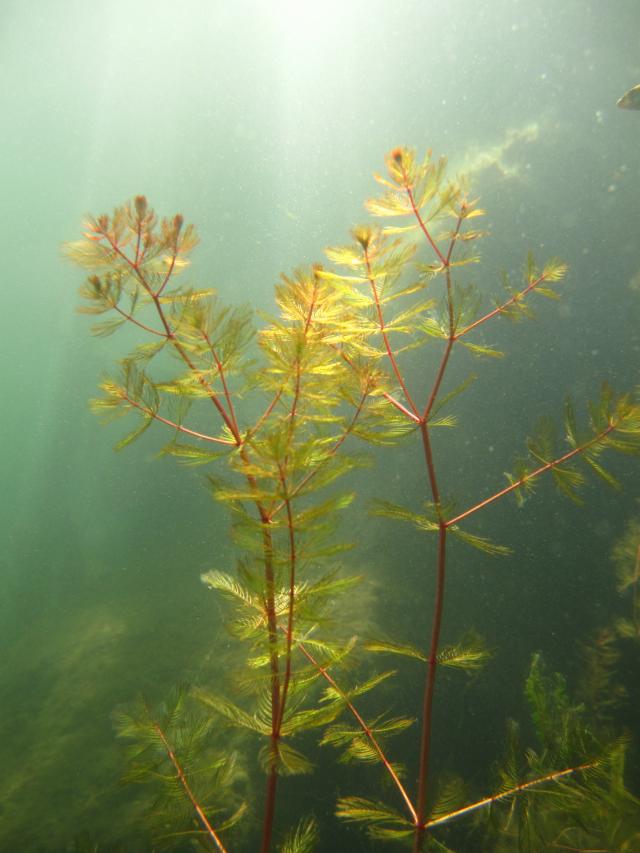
[1,1,640,851]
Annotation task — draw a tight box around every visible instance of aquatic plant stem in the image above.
[447,420,618,528]
[406,185,448,268]
[261,768,279,853]
[94,225,243,444]
[296,640,419,825]
[202,327,241,439]
[413,523,447,852]
[112,390,235,444]
[110,301,165,336]
[422,760,596,831]
[422,337,454,423]
[365,197,456,843]
[102,225,287,816]
[150,717,229,853]
[454,270,550,339]
[271,386,370,516]
[365,249,421,419]
[275,477,297,735]
[263,281,320,850]
[632,543,640,636]
[259,513,281,853]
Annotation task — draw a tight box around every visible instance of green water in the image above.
[2,0,639,850]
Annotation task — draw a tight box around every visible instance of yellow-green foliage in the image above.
[66,148,640,852]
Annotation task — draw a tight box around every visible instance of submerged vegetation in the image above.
[64,147,640,851]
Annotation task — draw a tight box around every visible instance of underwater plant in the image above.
[65,147,640,851]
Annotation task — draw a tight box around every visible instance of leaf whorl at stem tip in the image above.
[134,195,147,218]
[352,225,372,250]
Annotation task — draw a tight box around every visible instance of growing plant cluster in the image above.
[65,147,640,852]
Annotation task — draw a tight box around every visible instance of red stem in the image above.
[446,421,617,528]
[421,336,455,426]
[202,328,241,440]
[133,219,143,267]
[275,476,297,735]
[261,280,319,848]
[413,523,447,850]
[633,543,640,636]
[98,228,242,445]
[384,391,423,423]
[296,640,419,825]
[271,387,369,517]
[245,388,284,443]
[117,391,235,445]
[149,288,242,444]
[455,272,549,339]
[259,516,281,853]
[365,250,420,419]
[271,278,318,722]
[260,767,278,853]
[151,719,229,853]
[94,220,286,851]
[406,186,448,268]
[445,206,465,265]
[423,760,595,830]
[156,233,179,297]
[112,303,164,336]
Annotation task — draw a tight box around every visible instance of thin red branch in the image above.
[96,228,242,444]
[112,303,165,336]
[117,392,235,445]
[455,272,549,339]
[286,275,319,453]
[446,420,618,528]
[295,640,419,825]
[133,218,143,267]
[445,205,466,265]
[385,391,423,423]
[201,328,241,439]
[151,720,229,853]
[245,388,284,443]
[406,186,448,267]
[421,337,455,425]
[365,250,420,419]
[423,760,596,830]
[271,386,370,517]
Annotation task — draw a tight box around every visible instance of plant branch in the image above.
[112,303,166,336]
[116,392,235,445]
[150,718,229,853]
[423,760,596,830]
[274,474,297,737]
[455,272,549,339]
[365,250,420,419]
[414,524,448,850]
[201,327,241,440]
[272,387,370,517]
[95,226,242,444]
[295,640,419,825]
[406,186,448,268]
[446,421,618,528]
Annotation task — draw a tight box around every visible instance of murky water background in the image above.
[1,1,639,849]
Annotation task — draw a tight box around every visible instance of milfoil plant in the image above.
[65,147,640,852]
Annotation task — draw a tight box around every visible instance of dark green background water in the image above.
[1,0,639,849]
